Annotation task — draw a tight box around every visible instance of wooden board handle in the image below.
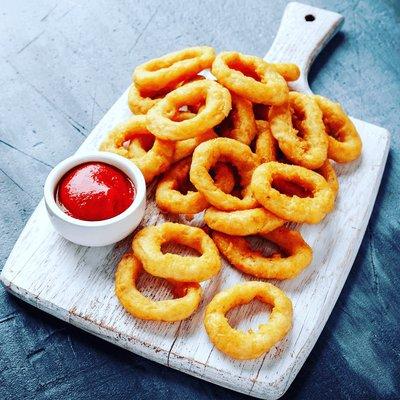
[264,2,344,93]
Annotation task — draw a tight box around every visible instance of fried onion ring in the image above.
[99,115,174,182]
[211,51,288,105]
[132,223,221,282]
[133,46,215,92]
[156,158,235,214]
[212,227,312,279]
[204,206,285,236]
[216,93,257,144]
[204,281,293,359]
[314,95,362,163]
[190,138,259,211]
[269,92,328,169]
[115,253,202,321]
[251,162,335,223]
[253,120,277,163]
[146,80,232,141]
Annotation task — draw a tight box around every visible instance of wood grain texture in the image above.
[1,1,399,400]
[0,4,391,398]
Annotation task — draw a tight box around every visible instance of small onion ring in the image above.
[314,95,362,163]
[254,120,277,163]
[211,51,288,105]
[269,92,328,169]
[99,115,174,182]
[115,253,202,321]
[204,281,293,360]
[133,46,215,92]
[216,93,257,145]
[204,207,285,236]
[212,227,313,279]
[251,162,335,223]
[190,137,260,211]
[146,80,232,141]
[132,222,221,282]
[156,157,235,214]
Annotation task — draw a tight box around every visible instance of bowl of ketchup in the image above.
[44,152,146,247]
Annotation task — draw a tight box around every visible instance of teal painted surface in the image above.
[0,0,399,398]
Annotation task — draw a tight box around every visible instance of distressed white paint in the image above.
[0,2,391,399]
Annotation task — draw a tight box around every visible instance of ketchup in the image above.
[56,162,135,221]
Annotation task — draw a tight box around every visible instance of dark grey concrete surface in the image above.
[1,0,399,399]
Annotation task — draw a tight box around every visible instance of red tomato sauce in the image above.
[56,162,135,221]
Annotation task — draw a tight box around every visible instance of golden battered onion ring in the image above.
[190,138,259,211]
[212,227,312,279]
[204,207,285,236]
[156,158,235,214]
[115,253,202,321]
[314,95,362,163]
[266,62,300,82]
[171,111,217,162]
[269,92,328,169]
[216,93,257,144]
[254,120,277,163]
[132,223,221,282]
[317,159,339,200]
[99,115,174,182]
[146,80,232,141]
[251,162,335,223]
[211,51,288,105]
[133,46,215,92]
[204,281,292,359]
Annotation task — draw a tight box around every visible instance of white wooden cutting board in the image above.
[0,3,391,399]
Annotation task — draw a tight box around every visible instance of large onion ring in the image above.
[146,80,232,141]
[133,46,215,92]
[156,158,235,214]
[314,95,362,163]
[269,92,328,169]
[211,51,288,105]
[251,162,335,223]
[115,253,202,321]
[212,227,313,279]
[190,137,259,211]
[216,93,257,144]
[204,281,293,359]
[132,222,221,282]
[204,207,285,236]
[99,115,174,182]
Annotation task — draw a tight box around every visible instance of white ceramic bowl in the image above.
[44,152,146,247]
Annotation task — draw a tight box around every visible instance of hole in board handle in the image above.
[305,14,315,22]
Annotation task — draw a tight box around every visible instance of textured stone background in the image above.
[1,0,399,399]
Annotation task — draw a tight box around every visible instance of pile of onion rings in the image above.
[99,46,362,359]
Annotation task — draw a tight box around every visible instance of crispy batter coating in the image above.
[190,138,260,211]
[212,51,288,105]
[254,120,277,163]
[156,158,235,214]
[216,93,257,144]
[213,227,313,279]
[146,80,232,141]
[115,253,202,321]
[314,95,362,163]
[251,162,335,223]
[134,46,215,92]
[133,222,221,282]
[99,114,174,182]
[204,207,285,236]
[269,92,328,169]
[204,281,293,359]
